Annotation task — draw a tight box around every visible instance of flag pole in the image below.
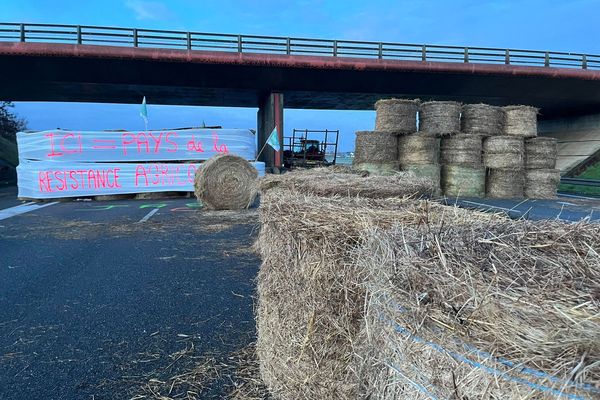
[256,127,280,162]
[141,96,148,131]
[255,141,269,162]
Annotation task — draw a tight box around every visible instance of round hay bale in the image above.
[354,131,398,163]
[374,98,419,133]
[525,137,557,169]
[461,104,503,136]
[483,136,524,169]
[352,162,399,176]
[503,105,539,138]
[525,169,560,199]
[400,164,441,195]
[440,134,482,167]
[486,168,524,199]
[441,165,485,197]
[397,135,440,165]
[194,154,258,210]
[418,101,462,136]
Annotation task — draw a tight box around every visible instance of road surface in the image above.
[444,193,600,221]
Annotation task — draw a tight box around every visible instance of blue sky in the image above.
[4,0,600,151]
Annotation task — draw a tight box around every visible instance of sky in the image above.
[3,0,600,151]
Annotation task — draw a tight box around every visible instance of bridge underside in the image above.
[6,80,600,118]
[2,43,600,119]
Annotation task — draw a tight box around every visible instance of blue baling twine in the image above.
[386,362,442,400]
[386,319,591,400]
[377,295,599,396]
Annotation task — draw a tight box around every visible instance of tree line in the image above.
[1,101,27,142]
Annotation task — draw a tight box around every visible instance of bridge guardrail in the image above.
[0,22,599,70]
[560,177,600,187]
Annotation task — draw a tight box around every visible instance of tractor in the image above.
[282,129,339,169]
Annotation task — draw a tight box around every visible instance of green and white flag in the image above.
[266,127,280,152]
[140,96,148,124]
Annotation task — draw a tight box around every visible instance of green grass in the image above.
[577,161,600,179]
[559,184,600,197]
[559,160,600,196]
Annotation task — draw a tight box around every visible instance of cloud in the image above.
[125,0,171,20]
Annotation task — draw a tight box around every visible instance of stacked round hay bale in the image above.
[418,101,462,137]
[461,104,504,136]
[440,134,485,197]
[194,154,258,210]
[503,105,539,138]
[352,130,399,175]
[524,168,560,199]
[525,137,557,169]
[483,136,525,198]
[374,98,419,133]
[524,137,560,198]
[397,134,441,195]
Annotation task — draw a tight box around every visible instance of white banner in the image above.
[17,128,256,162]
[17,161,265,199]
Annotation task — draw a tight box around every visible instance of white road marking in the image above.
[557,201,577,206]
[0,202,59,221]
[138,208,159,223]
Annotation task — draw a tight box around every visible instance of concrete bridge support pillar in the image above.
[539,114,600,175]
[257,92,284,172]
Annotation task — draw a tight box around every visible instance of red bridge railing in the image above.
[1,22,598,70]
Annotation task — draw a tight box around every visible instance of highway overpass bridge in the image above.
[1,22,600,169]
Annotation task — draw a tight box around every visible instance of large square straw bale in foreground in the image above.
[256,174,600,400]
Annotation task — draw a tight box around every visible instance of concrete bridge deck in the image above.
[2,22,600,169]
[2,41,600,118]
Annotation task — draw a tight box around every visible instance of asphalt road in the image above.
[0,194,261,399]
[444,193,600,222]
